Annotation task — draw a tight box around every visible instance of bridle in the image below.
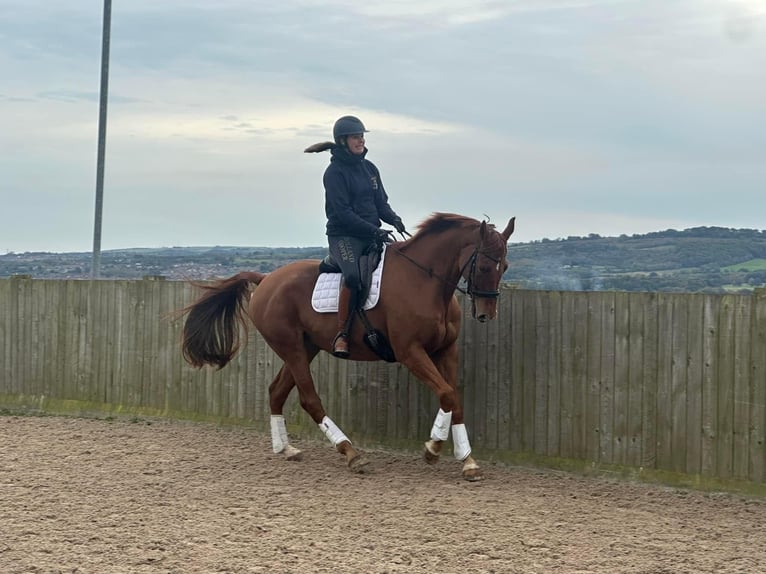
[390,234,506,300]
[461,244,504,299]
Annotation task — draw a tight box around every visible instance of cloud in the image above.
[0,0,764,253]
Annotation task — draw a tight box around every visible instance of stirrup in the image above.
[332,332,350,358]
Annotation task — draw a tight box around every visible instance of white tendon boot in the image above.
[270,415,302,460]
[424,409,452,461]
[452,423,482,480]
[451,423,472,461]
[318,416,350,446]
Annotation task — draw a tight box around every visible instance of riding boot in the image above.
[332,286,354,358]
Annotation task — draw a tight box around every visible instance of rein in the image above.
[389,238,503,300]
[391,247,470,296]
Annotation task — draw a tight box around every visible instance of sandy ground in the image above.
[1,415,764,574]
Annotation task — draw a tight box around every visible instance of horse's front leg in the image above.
[424,409,483,482]
[403,344,484,482]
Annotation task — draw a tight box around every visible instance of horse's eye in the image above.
[479,265,492,273]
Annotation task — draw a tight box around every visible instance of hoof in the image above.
[462,467,484,482]
[284,445,303,461]
[348,453,371,473]
[423,442,440,465]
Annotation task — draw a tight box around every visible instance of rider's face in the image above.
[345,134,365,155]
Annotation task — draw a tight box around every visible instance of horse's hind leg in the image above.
[282,351,369,473]
[268,366,303,461]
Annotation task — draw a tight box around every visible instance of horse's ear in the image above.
[479,220,488,238]
[501,217,516,240]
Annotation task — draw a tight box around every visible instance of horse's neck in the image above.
[403,231,472,290]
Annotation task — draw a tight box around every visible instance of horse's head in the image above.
[462,217,515,322]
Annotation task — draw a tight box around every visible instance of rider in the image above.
[305,115,406,358]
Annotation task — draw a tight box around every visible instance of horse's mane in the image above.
[411,212,482,240]
[403,212,505,253]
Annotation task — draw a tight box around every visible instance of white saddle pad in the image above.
[311,245,388,313]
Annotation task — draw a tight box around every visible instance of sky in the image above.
[1,0,764,253]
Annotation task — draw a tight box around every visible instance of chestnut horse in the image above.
[180,213,515,481]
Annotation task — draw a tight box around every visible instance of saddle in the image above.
[316,244,396,363]
[317,241,381,295]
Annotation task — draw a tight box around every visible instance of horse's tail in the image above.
[180,271,266,369]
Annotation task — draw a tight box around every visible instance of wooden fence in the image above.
[1,276,764,490]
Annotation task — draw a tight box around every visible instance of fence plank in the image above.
[627,293,646,468]
[522,290,538,452]
[509,287,525,452]
[559,292,575,459]
[14,279,27,395]
[0,279,10,395]
[670,295,689,474]
[656,293,674,471]
[733,297,752,479]
[546,291,562,457]
[9,279,22,395]
[534,291,550,455]
[599,292,616,464]
[641,293,659,470]
[613,292,630,466]
[570,292,589,460]
[701,295,720,476]
[465,299,488,447]
[40,281,57,398]
[496,287,513,451]
[143,279,161,410]
[751,292,766,482]
[586,293,602,462]
[717,295,736,479]
[484,293,502,450]
[24,279,39,396]
[685,294,704,475]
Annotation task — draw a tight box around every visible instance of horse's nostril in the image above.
[477,314,488,323]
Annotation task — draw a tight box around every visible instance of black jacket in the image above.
[324,147,400,238]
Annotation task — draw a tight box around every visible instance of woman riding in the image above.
[305,115,406,358]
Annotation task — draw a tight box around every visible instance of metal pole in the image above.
[92,0,112,278]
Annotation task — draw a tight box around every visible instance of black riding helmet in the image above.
[333,115,368,145]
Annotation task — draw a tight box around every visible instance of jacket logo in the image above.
[370,176,378,190]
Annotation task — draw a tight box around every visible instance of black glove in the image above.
[374,228,393,243]
[393,218,406,234]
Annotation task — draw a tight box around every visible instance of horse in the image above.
[180,212,515,481]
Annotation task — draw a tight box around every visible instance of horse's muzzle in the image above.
[472,297,498,323]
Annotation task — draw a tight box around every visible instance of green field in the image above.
[722,258,766,272]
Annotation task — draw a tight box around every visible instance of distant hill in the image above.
[2,226,766,293]
[0,246,328,282]
[506,227,766,292]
